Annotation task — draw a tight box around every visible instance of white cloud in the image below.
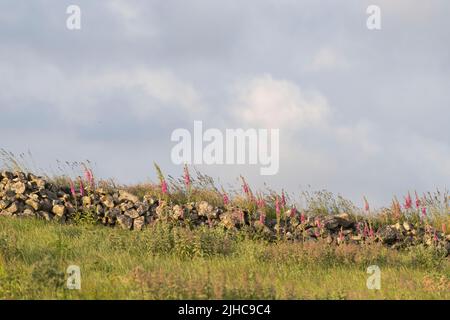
[230,74,330,129]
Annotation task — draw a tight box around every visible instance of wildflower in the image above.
[442,223,447,234]
[69,180,76,197]
[241,176,250,195]
[154,162,168,195]
[404,192,412,209]
[433,231,438,243]
[300,212,306,224]
[161,180,168,195]
[275,196,280,218]
[259,213,266,224]
[363,223,369,238]
[222,192,229,206]
[421,207,427,219]
[281,190,286,208]
[414,191,420,208]
[363,196,369,212]
[369,226,375,238]
[338,228,345,243]
[183,164,191,188]
[290,206,297,218]
[78,177,84,197]
[315,218,322,229]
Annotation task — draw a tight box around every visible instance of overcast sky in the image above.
[1,0,449,207]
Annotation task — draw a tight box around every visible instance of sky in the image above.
[1,0,449,207]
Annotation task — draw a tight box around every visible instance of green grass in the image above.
[0,216,449,300]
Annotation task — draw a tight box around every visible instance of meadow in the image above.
[0,217,449,299]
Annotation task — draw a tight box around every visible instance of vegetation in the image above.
[0,217,449,299]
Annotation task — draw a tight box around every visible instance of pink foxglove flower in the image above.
[404,192,412,209]
[69,180,76,197]
[421,207,427,219]
[78,177,84,197]
[363,197,369,212]
[161,180,168,195]
[183,164,191,188]
[281,190,286,208]
[222,193,229,206]
[300,212,306,224]
[290,206,297,218]
[414,191,420,208]
[369,227,375,238]
[259,213,266,224]
[275,196,280,218]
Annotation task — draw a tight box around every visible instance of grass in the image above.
[0,217,449,299]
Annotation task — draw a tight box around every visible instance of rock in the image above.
[12,181,26,194]
[101,195,115,208]
[1,171,14,180]
[6,201,20,214]
[25,198,40,211]
[118,190,139,203]
[82,196,92,207]
[116,215,133,230]
[198,201,213,217]
[105,207,121,219]
[403,222,412,231]
[379,226,399,245]
[0,199,11,210]
[172,205,184,220]
[133,216,145,231]
[323,215,352,230]
[38,211,54,221]
[124,209,140,219]
[52,204,66,217]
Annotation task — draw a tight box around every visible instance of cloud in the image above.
[310,47,348,71]
[230,74,330,129]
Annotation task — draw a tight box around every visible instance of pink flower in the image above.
[259,213,266,224]
[290,206,297,218]
[404,192,412,209]
[421,207,427,219]
[433,231,438,242]
[222,193,229,206]
[315,218,322,229]
[369,227,375,238]
[161,180,168,194]
[69,180,76,197]
[78,177,84,197]
[183,165,191,188]
[281,190,286,208]
[414,191,420,208]
[442,223,447,234]
[275,196,280,218]
[364,197,369,212]
[300,212,306,224]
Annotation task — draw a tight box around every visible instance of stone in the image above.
[198,201,213,217]
[52,204,66,217]
[101,195,115,208]
[379,226,399,245]
[116,215,133,230]
[6,201,20,214]
[323,215,352,230]
[118,190,139,203]
[133,216,145,231]
[82,196,92,207]
[0,199,11,210]
[403,222,411,231]
[38,211,54,221]
[12,181,26,194]
[25,198,40,211]
[124,209,140,219]
[172,205,184,220]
